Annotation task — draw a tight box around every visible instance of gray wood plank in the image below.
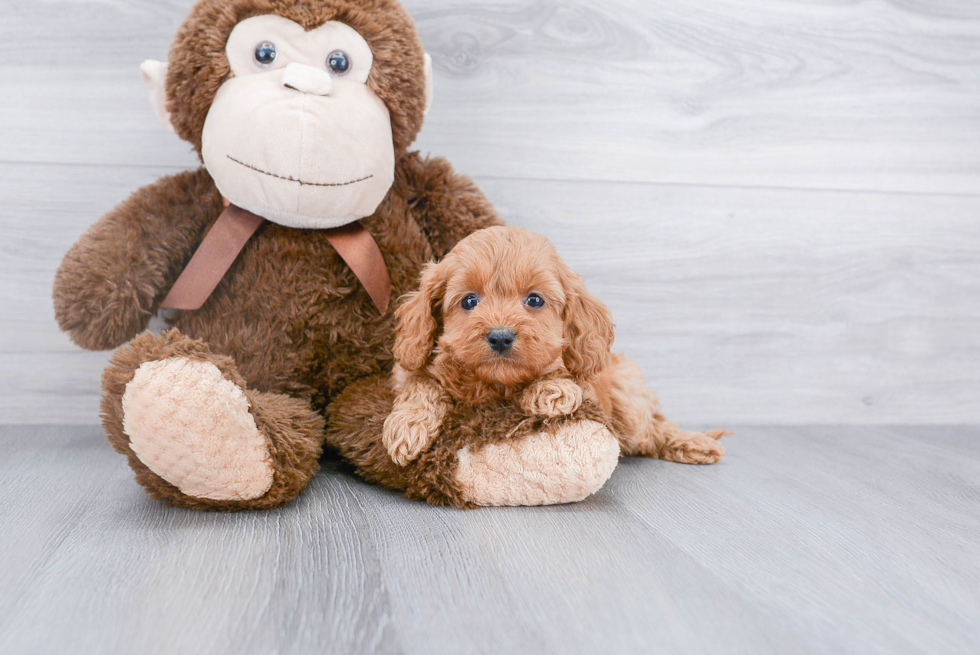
[346,478,808,655]
[612,425,980,654]
[482,177,980,426]
[0,0,978,194]
[0,426,401,655]
[0,425,977,654]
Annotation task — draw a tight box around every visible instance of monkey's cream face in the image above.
[201,15,396,229]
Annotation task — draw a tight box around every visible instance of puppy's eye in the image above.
[525,293,546,309]
[254,42,277,68]
[461,294,480,311]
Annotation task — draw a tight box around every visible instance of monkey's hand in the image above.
[53,169,220,351]
[382,378,452,466]
[53,246,157,351]
[521,378,584,418]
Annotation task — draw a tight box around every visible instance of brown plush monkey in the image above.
[53,0,622,510]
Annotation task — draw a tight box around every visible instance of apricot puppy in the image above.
[383,226,729,467]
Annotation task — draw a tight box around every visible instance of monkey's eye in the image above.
[461,294,480,311]
[525,293,546,309]
[327,50,351,76]
[254,42,277,68]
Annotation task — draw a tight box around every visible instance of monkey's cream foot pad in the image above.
[121,357,274,501]
[454,420,620,507]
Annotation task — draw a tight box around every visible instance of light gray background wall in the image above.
[1,0,977,425]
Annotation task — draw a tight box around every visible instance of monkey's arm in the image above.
[53,168,222,351]
[382,365,453,466]
[403,153,504,259]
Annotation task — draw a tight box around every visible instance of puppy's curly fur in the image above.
[383,226,730,467]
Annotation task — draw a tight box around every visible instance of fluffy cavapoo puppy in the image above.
[382,225,729,468]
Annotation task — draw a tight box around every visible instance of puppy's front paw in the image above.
[383,408,441,466]
[521,379,584,417]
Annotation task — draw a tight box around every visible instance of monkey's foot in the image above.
[121,356,275,501]
[453,420,620,506]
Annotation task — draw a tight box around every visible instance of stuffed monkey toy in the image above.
[54,0,623,510]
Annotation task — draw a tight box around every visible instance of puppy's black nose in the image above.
[486,328,516,353]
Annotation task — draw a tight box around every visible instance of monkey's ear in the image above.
[140,60,175,133]
[423,53,434,116]
[393,260,448,371]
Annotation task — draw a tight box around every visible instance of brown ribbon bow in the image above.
[160,204,391,315]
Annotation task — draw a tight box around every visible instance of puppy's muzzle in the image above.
[486,328,516,354]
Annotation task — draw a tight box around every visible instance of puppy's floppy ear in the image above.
[560,266,615,379]
[393,260,449,371]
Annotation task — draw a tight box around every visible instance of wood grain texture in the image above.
[1,0,978,193]
[486,178,980,425]
[1,0,979,424]
[1,425,977,654]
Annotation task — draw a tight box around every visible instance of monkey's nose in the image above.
[486,328,516,354]
[282,63,333,96]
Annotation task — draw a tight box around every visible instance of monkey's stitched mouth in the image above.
[227,156,373,188]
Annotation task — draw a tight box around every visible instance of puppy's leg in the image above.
[383,367,453,466]
[595,355,729,464]
[642,417,729,465]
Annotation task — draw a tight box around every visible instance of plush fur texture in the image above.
[53,0,506,510]
[326,376,615,508]
[101,329,327,511]
[453,419,621,507]
[122,357,275,501]
[79,151,501,510]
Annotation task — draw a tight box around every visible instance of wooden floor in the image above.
[1,425,977,654]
